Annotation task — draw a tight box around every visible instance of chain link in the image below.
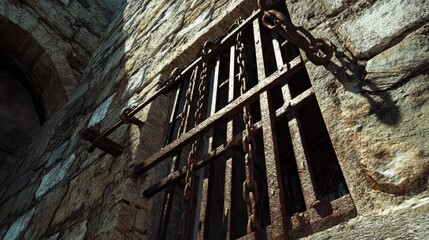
[178,41,211,240]
[261,9,333,65]
[177,68,198,136]
[236,28,262,235]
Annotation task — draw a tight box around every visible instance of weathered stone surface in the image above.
[0,228,5,239]
[10,184,37,217]
[122,67,146,99]
[0,197,15,224]
[364,35,429,91]
[51,155,113,226]
[1,0,429,239]
[58,0,70,7]
[23,186,68,239]
[36,153,76,199]
[61,220,88,240]
[91,202,136,236]
[47,232,60,240]
[3,170,33,200]
[74,27,100,53]
[3,208,35,240]
[88,94,115,126]
[284,0,327,30]
[304,203,429,239]
[46,141,70,168]
[358,74,429,194]
[361,141,428,193]
[321,0,352,16]
[336,0,429,58]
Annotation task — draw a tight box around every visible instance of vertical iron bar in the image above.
[195,56,221,239]
[196,178,210,240]
[208,56,221,148]
[223,44,236,239]
[164,82,184,146]
[271,32,318,209]
[158,69,198,240]
[157,82,184,240]
[253,19,287,239]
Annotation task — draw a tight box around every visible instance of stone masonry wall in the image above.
[0,0,120,117]
[284,0,429,238]
[0,0,259,239]
[1,0,119,81]
[0,0,428,239]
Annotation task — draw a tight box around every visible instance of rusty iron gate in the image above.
[83,2,356,239]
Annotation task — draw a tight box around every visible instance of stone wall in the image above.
[285,0,429,238]
[0,0,428,239]
[0,0,120,117]
[0,0,259,239]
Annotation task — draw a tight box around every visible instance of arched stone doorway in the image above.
[0,9,76,180]
[0,55,41,181]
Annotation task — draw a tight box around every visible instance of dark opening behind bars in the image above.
[138,4,356,240]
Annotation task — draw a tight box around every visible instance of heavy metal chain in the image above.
[178,41,211,240]
[177,68,198,136]
[236,29,262,235]
[258,0,333,65]
[262,10,333,65]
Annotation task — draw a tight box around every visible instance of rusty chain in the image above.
[236,27,262,235]
[177,68,198,136]
[178,41,211,240]
[261,9,333,65]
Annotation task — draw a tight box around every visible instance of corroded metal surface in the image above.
[81,3,352,239]
[261,9,333,65]
[252,18,287,239]
[133,57,304,175]
[81,127,124,156]
[236,23,262,236]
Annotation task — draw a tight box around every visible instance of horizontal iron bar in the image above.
[84,10,263,154]
[142,86,313,197]
[134,56,303,175]
[143,121,262,198]
[275,87,315,119]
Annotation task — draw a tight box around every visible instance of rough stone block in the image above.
[46,232,60,240]
[361,141,427,194]
[336,0,429,58]
[92,202,136,236]
[61,220,88,240]
[364,35,429,91]
[10,184,37,217]
[88,94,115,127]
[23,186,67,239]
[3,170,33,200]
[122,67,146,99]
[46,141,69,168]
[58,0,70,7]
[74,27,100,52]
[36,154,76,199]
[0,197,15,224]
[51,156,113,226]
[321,0,352,16]
[358,74,429,194]
[3,208,35,240]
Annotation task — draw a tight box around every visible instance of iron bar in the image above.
[223,43,236,239]
[142,86,313,198]
[253,18,287,239]
[163,82,183,146]
[271,31,319,209]
[134,56,303,175]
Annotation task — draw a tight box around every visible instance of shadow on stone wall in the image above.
[325,46,401,126]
